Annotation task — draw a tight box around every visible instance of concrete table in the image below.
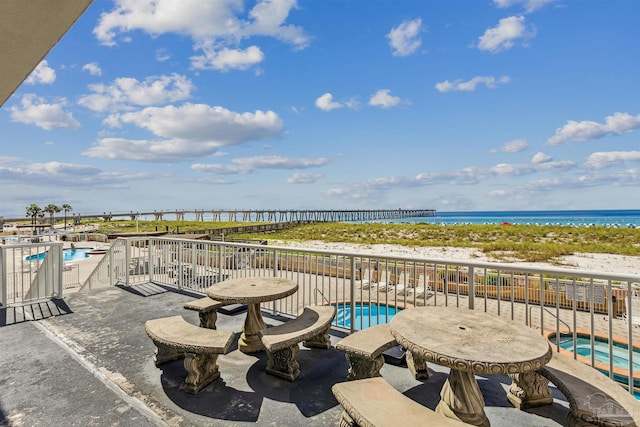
[206,277,298,353]
[390,306,552,427]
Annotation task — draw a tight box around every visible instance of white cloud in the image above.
[387,18,423,57]
[94,0,308,71]
[193,156,329,174]
[361,176,413,189]
[435,75,510,92]
[531,151,552,163]
[477,16,535,53]
[534,160,576,171]
[0,161,151,188]
[287,172,323,183]
[493,0,555,13]
[491,163,534,176]
[82,62,103,76]
[491,139,528,153]
[525,177,569,191]
[326,187,372,200]
[156,49,171,62]
[0,162,101,186]
[78,74,193,112]
[547,112,640,145]
[191,163,247,174]
[0,156,21,163]
[191,45,265,71]
[415,169,473,185]
[368,89,401,108]
[0,162,98,184]
[24,60,56,84]
[9,95,80,130]
[85,104,283,162]
[315,93,343,111]
[488,189,516,197]
[584,151,640,170]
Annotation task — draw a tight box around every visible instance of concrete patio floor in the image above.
[0,284,573,426]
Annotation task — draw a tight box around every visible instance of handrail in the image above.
[315,288,331,306]
[530,305,572,333]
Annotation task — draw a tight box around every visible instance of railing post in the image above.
[177,241,183,289]
[468,266,475,310]
[273,250,279,277]
[125,240,131,287]
[108,241,115,288]
[0,246,6,307]
[217,242,223,280]
[148,238,155,283]
[55,243,63,299]
[350,257,356,333]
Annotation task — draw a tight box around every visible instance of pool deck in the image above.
[0,284,576,426]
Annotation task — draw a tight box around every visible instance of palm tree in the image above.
[26,203,41,226]
[44,203,61,229]
[62,203,73,230]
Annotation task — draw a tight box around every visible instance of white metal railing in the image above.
[1,242,64,306]
[80,236,640,396]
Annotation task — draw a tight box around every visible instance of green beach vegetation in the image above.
[234,222,640,263]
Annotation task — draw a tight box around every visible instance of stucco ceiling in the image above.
[0,0,93,107]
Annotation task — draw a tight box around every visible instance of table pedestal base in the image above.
[407,351,429,381]
[238,303,266,353]
[507,372,552,409]
[436,369,489,427]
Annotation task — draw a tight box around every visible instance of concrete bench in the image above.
[336,324,399,380]
[332,376,467,427]
[259,305,336,381]
[145,315,234,394]
[536,352,640,427]
[183,296,223,329]
[336,323,429,381]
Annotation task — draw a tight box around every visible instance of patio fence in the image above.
[0,242,64,306]
[8,236,640,397]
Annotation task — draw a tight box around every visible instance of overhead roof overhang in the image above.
[0,0,94,107]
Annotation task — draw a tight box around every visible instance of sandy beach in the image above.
[271,240,640,276]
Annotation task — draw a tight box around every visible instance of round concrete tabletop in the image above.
[206,277,298,305]
[391,306,552,375]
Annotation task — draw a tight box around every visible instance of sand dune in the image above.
[272,240,639,276]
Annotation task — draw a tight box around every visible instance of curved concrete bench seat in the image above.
[332,376,467,427]
[259,305,336,381]
[336,324,398,380]
[145,315,234,394]
[538,352,640,427]
[183,296,223,329]
[336,323,429,381]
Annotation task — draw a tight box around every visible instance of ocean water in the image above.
[370,209,640,228]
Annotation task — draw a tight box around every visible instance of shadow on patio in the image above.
[0,285,571,426]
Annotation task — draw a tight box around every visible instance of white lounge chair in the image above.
[360,268,374,290]
[395,272,417,296]
[374,270,391,292]
[409,276,432,299]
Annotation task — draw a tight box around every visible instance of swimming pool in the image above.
[334,303,401,330]
[550,333,640,395]
[25,247,95,263]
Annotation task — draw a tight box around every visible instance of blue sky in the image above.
[1,0,639,217]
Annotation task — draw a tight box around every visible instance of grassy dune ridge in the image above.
[237,222,640,263]
[94,220,640,263]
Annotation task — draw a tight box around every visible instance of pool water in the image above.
[26,248,94,263]
[552,334,640,394]
[553,336,640,372]
[335,303,401,330]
